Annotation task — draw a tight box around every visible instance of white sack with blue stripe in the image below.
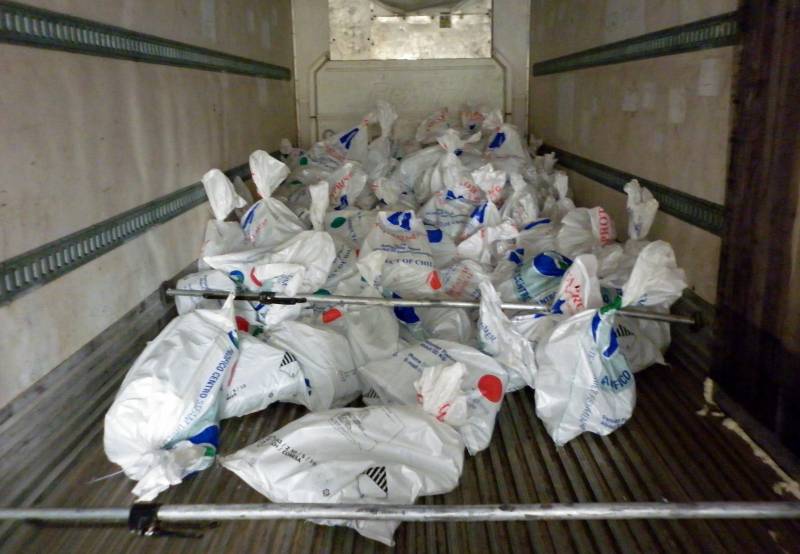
[103,295,239,501]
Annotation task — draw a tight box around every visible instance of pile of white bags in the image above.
[104,101,690,545]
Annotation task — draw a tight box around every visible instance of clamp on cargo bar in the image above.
[128,502,206,539]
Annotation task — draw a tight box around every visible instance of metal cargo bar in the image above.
[4,501,800,523]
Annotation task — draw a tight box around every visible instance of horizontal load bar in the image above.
[166,288,698,326]
[2,502,800,523]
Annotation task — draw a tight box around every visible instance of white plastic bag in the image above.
[308,181,329,232]
[221,405,464,546]
[515,217,558,257]
[501,173,540,227]
[319,252,402,367]
[535,306,635,446]
[340,297,401,367]
[439,259,491,301]
[543,172,575,223]
[358,339,507,454]
[328,161,368,210]
[624,179,658,241]
[310,113,374,167]
[550,254,604,316]
[495,250,572,304]
[425,225,458,267]
[205,232,335,327]
[483,109,530,161]
[205,230,335,294]
[478,281,537,390]
[322,210,379,292]
[392,300,473,344]
[220,334,307,419]
[556,206,616,258]
[460,104,489,132]
[104,297,239,500]
[267,320,361,411]
[201,168,247,221]
[361,210,442,297]
[198,220,248,270]
[417,307,473,344]
[241,151,307,250]
[535,241,686,444]
[457,201,519,265]
[471,163,507,205]
[366,100,399,182]
[419,190,475,239]
[174,270,235,314]
[615,241,686,372]
[279,138,305,169]
[621,240,686,308]
[415,107,451,144]
[426,130,483,204]
[377,145,442,206]
[325,208,378,249]
[414,362,469,426]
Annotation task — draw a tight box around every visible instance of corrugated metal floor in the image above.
[2,301,800,552]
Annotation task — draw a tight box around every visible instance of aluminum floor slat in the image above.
[3,358,800,552]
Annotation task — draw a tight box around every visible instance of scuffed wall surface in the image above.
[21,0,293,65]
[0,0,296,408]
[0,50,294,259]
[0,206,208,407]
[531,0,736,62]
[532,49,733,205]
[529,0,735,303]
[292,0,530,147]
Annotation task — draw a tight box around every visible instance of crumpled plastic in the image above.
[202,168,247,221]
[358,339,507,454]
[240,150,307,250]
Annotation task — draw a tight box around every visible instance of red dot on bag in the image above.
[428,271,442,290]
[322,308,343,324]
[235,316,249,332]
[478,375,503,403]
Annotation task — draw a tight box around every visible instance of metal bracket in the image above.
[128,502,161,536]
[128,502,207,539]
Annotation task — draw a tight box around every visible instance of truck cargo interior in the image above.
[1,0,799,552]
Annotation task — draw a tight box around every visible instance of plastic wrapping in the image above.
[221,406,464,545]
[358,339,507,454]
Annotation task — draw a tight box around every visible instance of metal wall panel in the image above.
[329,0,492,60]
[315,58,505,140]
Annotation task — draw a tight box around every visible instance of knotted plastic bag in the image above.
[104,296,239,500]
